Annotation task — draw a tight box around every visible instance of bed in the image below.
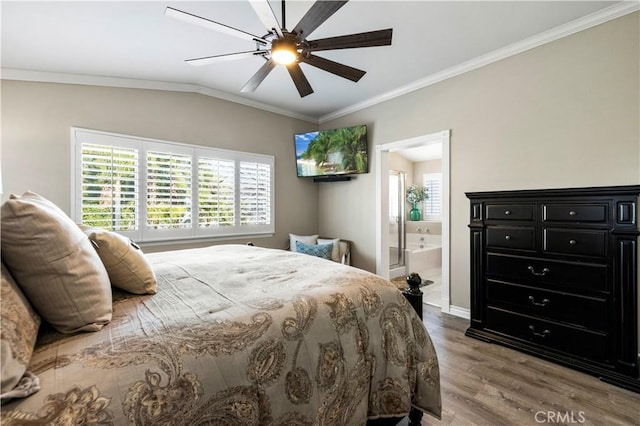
[1,240,441,425]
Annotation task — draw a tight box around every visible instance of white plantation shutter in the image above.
[423,173,442,219]
[72,128,274,242]
[80,143,138,232]
[240,161,272,226]
[198,157,235,228]
[146,150,192,230]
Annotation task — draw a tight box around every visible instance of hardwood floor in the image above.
[418,305,640,426]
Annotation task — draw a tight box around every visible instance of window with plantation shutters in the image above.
[146,150,192,230]
[240,162,271,226]
[422,173,442,219]
[72,128,274,242]
[198,157,235,228]
[80,143,139,232]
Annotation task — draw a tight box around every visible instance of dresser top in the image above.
[466,184,640,200]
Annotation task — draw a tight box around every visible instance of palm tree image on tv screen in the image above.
[296,125,368,177]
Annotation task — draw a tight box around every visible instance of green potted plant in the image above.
[406,185,429,221]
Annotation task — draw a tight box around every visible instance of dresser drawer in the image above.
[486,307,609,362]
[486,254,608,293]
[486,204,534,221]
[543,229,607,258]
[543,203,607,223]
[486,226,535,251]
[486,280,608,331]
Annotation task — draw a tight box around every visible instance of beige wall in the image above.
[389,152,414,185]
[413,159,441,186]
[319,13,640,309]
[0,81,318,251]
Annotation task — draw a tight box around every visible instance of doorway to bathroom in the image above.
[375,130,451,312]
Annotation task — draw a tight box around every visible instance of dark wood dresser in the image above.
[466,185,639,392]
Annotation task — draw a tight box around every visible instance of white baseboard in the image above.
[447,305,470,320]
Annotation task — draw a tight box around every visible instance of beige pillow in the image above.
[80,227,157,295]
[317,238,341,263]
[289,234,318,252]
[0,263,41,395]
[1,191,112,333]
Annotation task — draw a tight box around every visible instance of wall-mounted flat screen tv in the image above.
[294,124,368,178]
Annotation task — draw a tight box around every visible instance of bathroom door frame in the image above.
[375,130,451,313]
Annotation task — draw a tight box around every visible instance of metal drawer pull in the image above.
[569,210,576,216]
[504,210,511,215]
[569,239,577,245]
[528,266,550,276]
[505,235,511,241]
[528,296,550,307]
[529,325,550,338]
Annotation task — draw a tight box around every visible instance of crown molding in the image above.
[0,68,318,123]
[318,1,639,123]
[1,1,636,126]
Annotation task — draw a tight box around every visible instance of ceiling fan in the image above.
[165,0,393,97]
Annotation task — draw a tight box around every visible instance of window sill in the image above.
[138,232,274,249]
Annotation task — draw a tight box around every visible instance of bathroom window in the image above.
[423,173,442,220]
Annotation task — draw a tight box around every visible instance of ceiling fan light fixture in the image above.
[271,39,297,65]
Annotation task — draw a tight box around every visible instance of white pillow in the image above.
[289,234,318,252]
[318,238,341,263]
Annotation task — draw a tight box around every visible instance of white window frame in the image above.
[71,127,274,243]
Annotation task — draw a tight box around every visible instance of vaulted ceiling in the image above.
[1,1,632,122]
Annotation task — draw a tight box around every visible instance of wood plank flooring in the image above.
[417,305,640,426]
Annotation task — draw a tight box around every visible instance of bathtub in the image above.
[404,233,442,279]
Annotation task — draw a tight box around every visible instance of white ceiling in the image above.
[1,1,632,122]
[395,143,442,162]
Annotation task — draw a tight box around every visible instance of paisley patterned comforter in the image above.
[2,245,441,425]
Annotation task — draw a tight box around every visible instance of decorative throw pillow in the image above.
[1,191,112,333]
[289,234,318,252]
[295,241,333,260]
[317,238,341,263]
[1,263,41,395]
[80,226,157,295]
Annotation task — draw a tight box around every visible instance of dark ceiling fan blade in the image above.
[307,28,393,51]
[165,7,267,44]
[248,0,283,38]
[292,1,348,40]
[300,53,365,82]
[286,63,314,97]
[186,51,264,66]
[241,59,276,93]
